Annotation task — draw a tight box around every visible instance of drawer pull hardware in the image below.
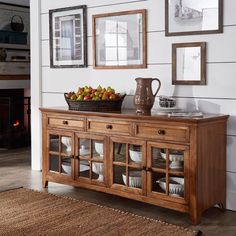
[62,120,68,125]
[106,125,113,129]
[158,129,166,135]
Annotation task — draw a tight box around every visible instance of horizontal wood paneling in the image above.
[227,172,236,211]
[41,0,153,40]
[42,92,67,107]
[227,190,236,211]
[41,0,148,13]
[224,0,236,25]
[148,27,236,64]
[227,136,236,173]
[42,26,236,65]
[41,0,236,40]
[41,64,236,99]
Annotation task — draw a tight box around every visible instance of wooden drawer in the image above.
[134,123,189,142]
[48,116,85,130]
[87,119,131,136]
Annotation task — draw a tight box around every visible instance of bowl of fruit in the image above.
[64,85,126,112]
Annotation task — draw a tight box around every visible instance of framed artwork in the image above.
[92,9,147,69]
[49,5,87,68]
[165,0,223,36]
[172,42,206,85]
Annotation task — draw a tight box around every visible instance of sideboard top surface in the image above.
[40,107,229,124]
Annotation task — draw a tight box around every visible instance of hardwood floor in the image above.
[0,147,236,236]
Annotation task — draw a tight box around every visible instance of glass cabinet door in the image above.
[47,130,74,178]
[75,134,106,186]
[147,142,189,203]
[110,137,146,195]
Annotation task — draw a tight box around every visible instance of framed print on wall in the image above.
[172,42,206,85]
[49,5,87,68]
[92,9,147,69]
[165,0,223,36]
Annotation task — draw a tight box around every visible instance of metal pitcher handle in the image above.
[152,78,161,97]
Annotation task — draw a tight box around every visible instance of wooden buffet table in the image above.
[40,107,228,224]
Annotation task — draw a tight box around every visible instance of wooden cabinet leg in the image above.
[189,210,201,225]
[42,179,48,188]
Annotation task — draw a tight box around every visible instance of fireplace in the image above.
[0,89,30,149]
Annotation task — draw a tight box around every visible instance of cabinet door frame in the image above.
[109,136,146,196]
[74,132,108,187]
[46,129,75,180]
[147,141,190,205]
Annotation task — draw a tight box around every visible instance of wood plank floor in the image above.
[0,147,236,236]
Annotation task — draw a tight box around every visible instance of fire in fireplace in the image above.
[0,89,30,149]
[13,120,20,127]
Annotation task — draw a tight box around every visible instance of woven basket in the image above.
[64,93,126,112]
[11,15,24,32]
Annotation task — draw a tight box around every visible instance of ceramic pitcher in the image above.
[134,78,161,114]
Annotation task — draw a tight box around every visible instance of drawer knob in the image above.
[158,129,166,135]
[63,120,68,125]
[106,125,113,129]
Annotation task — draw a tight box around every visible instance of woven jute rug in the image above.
[0,188,201,236]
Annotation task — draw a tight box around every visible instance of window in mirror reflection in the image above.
[93,10,147,69]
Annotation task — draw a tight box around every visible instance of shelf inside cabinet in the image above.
[151,166,184,177]
[113,161,142,168]
[49,151,72,158]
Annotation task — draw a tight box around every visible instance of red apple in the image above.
[84,96,91,101]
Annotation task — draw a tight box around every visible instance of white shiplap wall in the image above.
[34,0,236,211]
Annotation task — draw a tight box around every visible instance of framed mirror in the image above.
[92,9,147,69]
[172,42,206,85]
[165,0,223,36]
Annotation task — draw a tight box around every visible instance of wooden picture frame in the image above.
[172,42,206,85]
[49,5,87,68]
[165,0,223,36]
[92,9,147,69]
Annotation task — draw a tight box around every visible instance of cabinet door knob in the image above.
[106,124,113,129]
[158,129,165,135]
[63,120,68,125]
